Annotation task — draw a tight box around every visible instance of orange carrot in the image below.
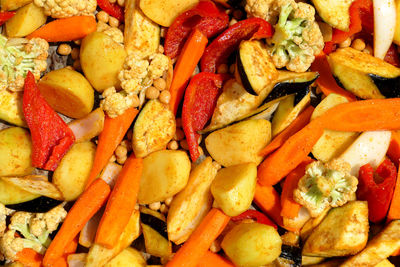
[27,16,97,42]
[52,236,79,267]
[310,53,356,102]
[317,99,400,132]
[85,108,138,188]
[95,155,143,248]
[281,158,314,219]
[169,28,208,114]
[43,179,110,267]
[197,251,234,267]
[387,131,400,168]
[387,162,400,221]
[258,120,324,186]
[166,208,230,267]
[254,183,283,227]
[259,106,314,157]
[14,248,42,267]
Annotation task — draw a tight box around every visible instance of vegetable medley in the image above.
[2,0,400,266]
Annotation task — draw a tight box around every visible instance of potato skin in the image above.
[105,246,146,267]
[0,179,39,205]
[0,0,32,11]
[53,142,96,201]
[222,222,282,267]
[211,163,257,216]
[80,32,127,92]
[205,119,271,167]
[0,90,26,127]
[0,127,33,177]
[39,68,94,119]
[5,3,47,37]
[138,150,191,204]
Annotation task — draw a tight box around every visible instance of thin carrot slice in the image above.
[166,208,230,267]
[197,251,234,267]
[387,131,400,168]
[169,28,208,115]
[95,156,143,248]
[43,179,110,267]
[85,108,138,188]
[388,162,400,221]
[27,16,97,42]
[254,183,283,227]
[281,158,314,219]
[259,106,314,157]
[14,248,42,267]
[258,120,324,186]
[310,53,356,102]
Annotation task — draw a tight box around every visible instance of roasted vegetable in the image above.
[279,244,302,267]
[5,3,47,37]
[0,127,33,177]
[138,150,191,204]
[0,91,25,127]
[105,247,146,267]
[327,47,400,99]
[141,223,171,258]
[6,197,62,213]
[132,100,175,158]
[221,222,282,267]
[311,0,354,31]
[303,201,369,257]
[236,40,278,95]
[205,119,271,167]
[0,179,39,205]
[0,0,32,11]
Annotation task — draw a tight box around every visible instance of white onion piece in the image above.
[337,131,391,176]
[79,208,103,248]
[67,253,87,267]
[374,0,396,59]
[68,108,105,143]
[99,162,122,188]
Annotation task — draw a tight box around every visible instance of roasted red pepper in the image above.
[182,72,229,161]
[357,158,397,223]
[232,210,277,229]
[200,17,273,73]
[23,72,75,171]
[97,0,124,22]
[0,11,15,26]
[384,44,400,67]
[164,0,229,59]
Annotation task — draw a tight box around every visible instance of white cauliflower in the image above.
[0,35,49,92]
[33,0,97,18]
[97,21,124,44]
[118,53,150,94]
[100,87,137,118]
[148,53,170,80]
[245,0,278,23]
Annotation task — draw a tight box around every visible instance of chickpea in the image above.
[229,64,236,74]
[174,129,185,141]
[96,11,109,23]
[351,39,366,51]
[115,145,127,159]
[153,78,167,90]
[158,45,164,54]
[73,39,81,45]
[180,139,189,150]
[109,16,119,28]
[57,44,71,56]
[109,0,116,3]
[217,64,229,74]
[71,47,80,60]
[109,154,116,162]
[160,204,169,214]
[164,196,173,206]
[339,37,352,48]
[117,155,127,164]
[117,0,125,7]
[159,90,171,104]
[167,140,179,150]
[149,202,161,210]
[363,45,373,55]
[229,19,238,26]
[145,86,160,99]
[131,94,140,108]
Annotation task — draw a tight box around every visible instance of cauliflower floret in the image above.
[101,87,137,118]
[0,230,45,260]
[148,53,169,80]
[97,21,124,44]
[293,159,358,218]
[0,35,49,92]
[33,0,97,18]
[0,204,6,236]
[245,0,277,23]
[118,53,150,94]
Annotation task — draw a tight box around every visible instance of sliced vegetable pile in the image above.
[1,0,400,266]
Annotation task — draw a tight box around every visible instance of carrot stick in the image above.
[254,183,283,227]
[197,251,234,267]
[52,236,79,267]
[387,131,400,168]
[317,99,400,132]
[169,28,208,115]
[27,16,97,42]
[259,106,314,157]
[281,158,313,219]
[85,108,138,188]
[43,179,111,267]
[387,162,400,221]
[166,208,230,267]
[310,53,357,102]
[14,248,42,267]
[258,120,324,186]
[95,155,143,248]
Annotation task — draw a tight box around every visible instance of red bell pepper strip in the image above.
[97,0,124,22]
[384,44,400,67]
[23,72,75,171]
[182,72,229,161]
[231,210,277,229]
[324,0,373,53]
[200,17,273,73]
[164,0,229,59]
[0,11,15,26]
[357,158,397,223]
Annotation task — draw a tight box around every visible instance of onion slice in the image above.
[374,0,397,59]
[68,108,105,143]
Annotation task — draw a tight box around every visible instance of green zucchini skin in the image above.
[279,244,302,267]
[6,196,62,213]
[369,74,400,98]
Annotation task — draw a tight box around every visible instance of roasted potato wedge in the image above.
[5,3,47,37]
[105,247,146,267]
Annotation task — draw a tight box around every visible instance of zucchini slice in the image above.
[311,0,355,31]
[236,40,279,96]
[327,47,400,99]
